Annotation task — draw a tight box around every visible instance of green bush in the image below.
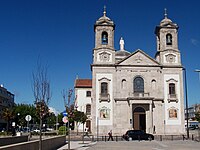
[31,131,40,135]
[58,126,68,135]
[0,131,11,136]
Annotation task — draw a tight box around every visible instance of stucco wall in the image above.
[0,136,66,150]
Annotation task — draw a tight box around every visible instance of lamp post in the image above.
[17,113,20,131]
[194,69,200,142]
[194,69,200,80]
[183,68,189,139]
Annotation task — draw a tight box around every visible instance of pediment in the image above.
[117,49,160,66]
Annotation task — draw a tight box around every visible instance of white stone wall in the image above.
[96,73,113,126]
[164,74,181,125]
[75,88,92,131]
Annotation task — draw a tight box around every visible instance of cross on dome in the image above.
[164,8,168,19]
[103,5,106,17]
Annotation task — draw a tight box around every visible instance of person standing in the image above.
[108,130,114,141]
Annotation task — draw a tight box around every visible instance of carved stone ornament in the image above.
[166,54,176,63]
[135,55,142,63]
[99,51,111,62]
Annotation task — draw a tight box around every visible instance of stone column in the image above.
[149,102,153,133]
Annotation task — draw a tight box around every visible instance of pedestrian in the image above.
[84,127,90,138]
[108,130,114,141]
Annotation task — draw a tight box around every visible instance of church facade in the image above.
[76,9,185,136]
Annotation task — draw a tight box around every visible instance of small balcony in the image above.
[168,94,178,103]
[86,111,91,116]
[99,93,110,102]
[114,92,151,101]
[130,92,150,97]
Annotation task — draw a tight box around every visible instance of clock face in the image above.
[99,52,110,62]
[166,54,176,63]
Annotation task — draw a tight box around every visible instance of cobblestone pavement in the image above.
[86,140,200,150]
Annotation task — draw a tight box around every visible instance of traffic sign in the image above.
[62,116,68,123]
[62,111,68,116]
[25,115,32,121]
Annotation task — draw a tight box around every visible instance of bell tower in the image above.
[155,9,181,66]
[93,7,115,64]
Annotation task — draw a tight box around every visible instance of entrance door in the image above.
[86,120,91,132]
[133,107,146,131]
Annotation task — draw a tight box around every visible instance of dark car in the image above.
[122,130,154,141]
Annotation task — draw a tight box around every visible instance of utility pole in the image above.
[67,89,72,150]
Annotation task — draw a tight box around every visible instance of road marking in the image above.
[152,148,164,150]
[153,141,168,148]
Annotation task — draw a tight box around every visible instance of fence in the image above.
[82,134,199,142]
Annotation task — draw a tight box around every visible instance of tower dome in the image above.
[160,8,173,26]
[95,6,114,26]
[159,8,178,27]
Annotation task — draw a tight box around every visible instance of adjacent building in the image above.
[185,104,200,120]
[74,79,92,132]
[0,85,15,129]
[75,8,185,136]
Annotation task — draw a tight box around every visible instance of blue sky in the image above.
[0,0,200,113]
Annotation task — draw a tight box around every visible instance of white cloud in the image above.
[49,107,60,116]
[191,38,199,46]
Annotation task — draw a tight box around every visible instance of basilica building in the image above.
[75,9,185,135]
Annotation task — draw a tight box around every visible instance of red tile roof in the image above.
[75,79,92,88]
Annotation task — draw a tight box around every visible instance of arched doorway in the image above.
[133,107,146,131]
[86,120,91,132]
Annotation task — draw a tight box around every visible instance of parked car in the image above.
[122,130,154,141]
[0,128,5,132]
[33,128,40,133]
[21,127,30,133]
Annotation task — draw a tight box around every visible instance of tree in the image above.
[62,89,73,112]
[195,111,200,122]
[73,110,88,143]
[32,62,51,150]
[12,104,39,128]
[46,112,56,128]
[2,108,14,132]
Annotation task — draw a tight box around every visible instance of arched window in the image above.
[169,83,175,95]
[102,32,108,44]
[166,34,172,45]
[101,82,108,95]
[121,79,126,89]
[134,77,144,93]
[134,107,145,113]
[151,79,156,90]
[86,104,91,115]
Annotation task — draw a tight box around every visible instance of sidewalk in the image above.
[57,141,96,150]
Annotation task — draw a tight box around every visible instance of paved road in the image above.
[86,141,200,150]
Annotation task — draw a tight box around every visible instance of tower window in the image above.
[86,91,91,97]
[102,32,108,44]
[101,82,108,95]
[166,34,172,45]
[169,83,175,95]
[133,77,144,93]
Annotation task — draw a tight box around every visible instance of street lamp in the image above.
[17,113,20,130]
[183,68,189,139]
[194,69,200,79]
